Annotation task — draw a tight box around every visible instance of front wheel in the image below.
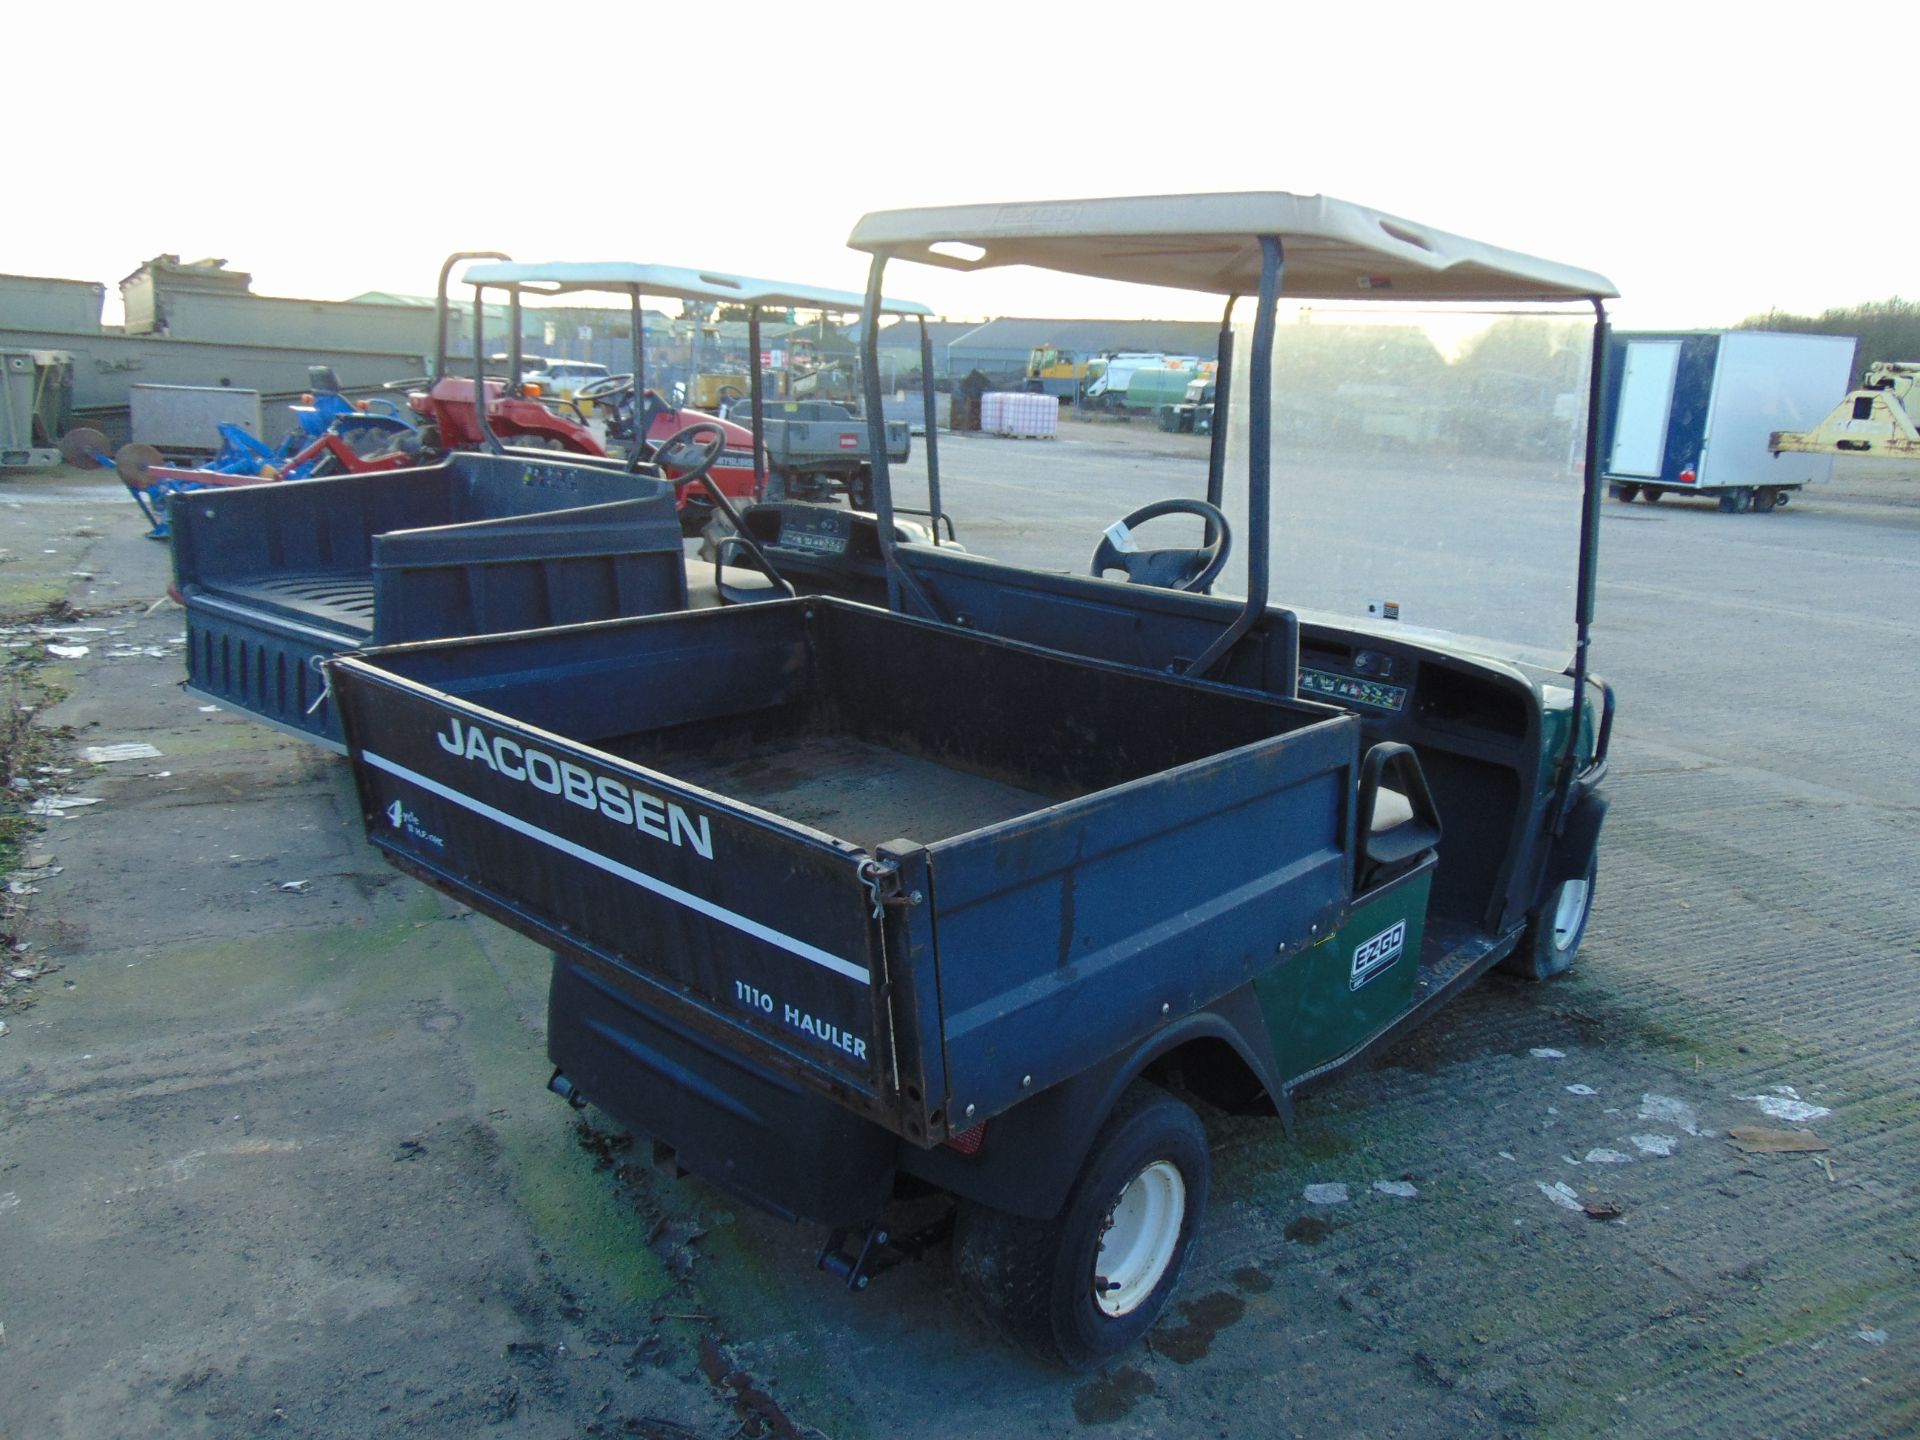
[952,1081,1208,1370]
[1503,854,1597,981]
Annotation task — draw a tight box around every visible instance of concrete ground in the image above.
[1,430,1915,1439]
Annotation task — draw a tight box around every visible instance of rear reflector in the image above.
[1678,468,1696,484]
[943,1122,986,1156]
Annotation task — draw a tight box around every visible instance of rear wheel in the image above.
[1641,486,1662,503]
[952,1081,1207,1370]
[1503,854,1597,981]
[1612,483,1642,503]
[1753,485,1781,512]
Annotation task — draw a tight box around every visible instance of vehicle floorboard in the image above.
[621,731,1054,850]
[202,572,377,636]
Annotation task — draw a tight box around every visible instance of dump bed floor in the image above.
[205,572,377,637]
[625,733,1056,849]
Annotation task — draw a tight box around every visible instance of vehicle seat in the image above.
[1358,743,1442,891]
[687,562,783,609]
[1370,786,1414,834]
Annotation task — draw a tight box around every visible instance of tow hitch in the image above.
[816,1213,954,1292]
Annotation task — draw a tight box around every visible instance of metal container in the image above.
[129,383,263,452]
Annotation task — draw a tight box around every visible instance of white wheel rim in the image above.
[1094,1160,1186,1317]
[1551,877,1591,952]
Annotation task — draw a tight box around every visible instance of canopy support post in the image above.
[1188,238,1281,678]
[1204,291,1238,539]
[861,252,941,619]
[919,315,942,543]
[748,305,768,498]
[1553,298,1610,832]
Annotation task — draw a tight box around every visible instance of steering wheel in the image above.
[574,372,635,402]
[653,422,727,486]
[1090,498,1232,592]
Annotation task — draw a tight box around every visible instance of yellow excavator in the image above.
[1024,344,1086,398]
[1771,361,1920,462]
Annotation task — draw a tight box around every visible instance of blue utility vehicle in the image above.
[328,193,1617,1367]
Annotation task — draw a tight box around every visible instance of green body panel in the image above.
[1534,684,1599,793]
[1121,367,1201,408]
[1256,865,1432,1083]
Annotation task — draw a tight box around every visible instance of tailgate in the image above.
[330,658,927,1136]
[765,419,909,463]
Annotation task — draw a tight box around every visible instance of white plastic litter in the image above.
[84,743,163,764]
[1638,1094,1702,1136]
[1584,1149,1633,1165]
[1857,1329,1888,1346]
[27,797,102,815]
[1372,1180,1418,1199]
[277,880,312,894]
[1739,1094,1831,1124]
[1537,1180,1585,1212]
[46,644,89,659]
[1529,1048,1566,1059]
[1566,1084,1598,1096]
[1302,1183,1350,1205]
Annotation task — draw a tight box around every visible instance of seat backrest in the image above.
[897,546,1300,700]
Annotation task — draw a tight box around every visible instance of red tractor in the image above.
[400,373,760,526]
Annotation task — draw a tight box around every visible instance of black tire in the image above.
[952,1081,1208,1370]
[1612,483,1641,503]
[1502,853,1597,981]
[1753,486,1781,513]
[1718,489,1752,514]
[1641,486,1662,503]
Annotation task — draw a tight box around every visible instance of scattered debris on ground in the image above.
[1728,1127,1831,1154]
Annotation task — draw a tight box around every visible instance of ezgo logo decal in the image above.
[1350,919,1406,991]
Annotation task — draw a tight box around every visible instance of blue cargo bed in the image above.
[329,597,1361,1147]
[169,451,687,744]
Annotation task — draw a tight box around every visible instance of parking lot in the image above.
[2,425,1916,1439]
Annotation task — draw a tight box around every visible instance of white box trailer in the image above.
[1599,330,1856,512]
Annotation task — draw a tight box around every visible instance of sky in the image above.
[7,3,1908,331]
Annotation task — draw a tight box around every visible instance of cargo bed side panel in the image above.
[928,717,1354,1124]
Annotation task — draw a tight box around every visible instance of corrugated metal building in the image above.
[846,319,986,381]
[849,316,1226,381]
[947,317,1223,378]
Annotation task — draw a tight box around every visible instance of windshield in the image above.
[1220,302,1592,669]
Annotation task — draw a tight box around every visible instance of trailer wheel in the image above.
[952,1081,1207,1370]
[1505,854,1597,981]
[1753,486,1781,513]
[1641,487,1662,503]
[1612,483,1642,503]
[1718,488,1753,514]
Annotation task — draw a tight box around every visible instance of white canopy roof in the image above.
[460,261,931,316]
[847,192,1615,303]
